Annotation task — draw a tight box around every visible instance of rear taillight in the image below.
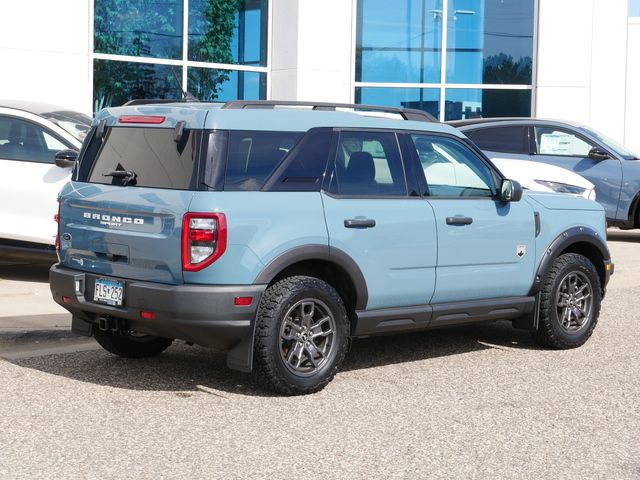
[182,213,227,272]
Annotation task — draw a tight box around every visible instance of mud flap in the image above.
[71,315,94,337]
[226,319,255,373]
[512,293,540,332]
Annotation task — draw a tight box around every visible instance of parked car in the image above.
[50,101,612,395]
[415,135,596,199]
[491,158,596,200]
[0,100,91,260]
[451,118,640,227]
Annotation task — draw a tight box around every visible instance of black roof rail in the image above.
[221,100,437,123]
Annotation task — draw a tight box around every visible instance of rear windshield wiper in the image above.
[103,169,137,185]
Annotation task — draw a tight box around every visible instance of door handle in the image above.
[446,216,473,226]
[344,218,376,229]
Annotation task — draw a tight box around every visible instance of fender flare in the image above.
[528,226,610,296]
[253,244,369,310]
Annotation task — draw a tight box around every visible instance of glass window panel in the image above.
[0,117,64,163]
[444,88,531,121]
[356,87,440,120]
[94,0,183,60]
[187,68,266,101]
[535,127,595,157]
[189,0,267,66]
[331,131,407,196]
[446,0,534,84]
[357,0,442,83]
[465,126,529,154]
[631,0,640,17]
[93,60,183,111]
[412,134,495,197]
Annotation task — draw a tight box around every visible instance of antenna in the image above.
[170,67,199,103]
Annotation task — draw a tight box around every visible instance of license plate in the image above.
[94,278,124,307]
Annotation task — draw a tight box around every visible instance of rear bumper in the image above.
[49,264,266,368]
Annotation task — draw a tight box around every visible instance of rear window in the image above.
[83,127,200,190]
[465,126,529,154]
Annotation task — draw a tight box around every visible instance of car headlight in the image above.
[534,179,588,196]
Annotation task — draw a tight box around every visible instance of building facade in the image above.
[1,0,638,152]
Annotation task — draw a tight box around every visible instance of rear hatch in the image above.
[58,111,206,284]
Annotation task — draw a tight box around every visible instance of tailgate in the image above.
[58,182,193,284]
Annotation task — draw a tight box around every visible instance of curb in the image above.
[0,329,78,344]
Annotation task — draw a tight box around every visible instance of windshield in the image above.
[579,127,639,160]
[42,110,92,142]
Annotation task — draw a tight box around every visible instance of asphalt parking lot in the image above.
[0,230,639,479]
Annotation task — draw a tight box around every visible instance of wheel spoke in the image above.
[287,342,304,367]
[300,301,315,329]
[574,292,591,303]
[310,316,333,339]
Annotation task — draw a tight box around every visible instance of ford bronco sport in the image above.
[50,100,613,395]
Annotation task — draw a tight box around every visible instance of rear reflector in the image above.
[182,212,227,272]
[140,311,156,320]
[234,297,253,306]
[62,296,72,304]
[118,115,166,124]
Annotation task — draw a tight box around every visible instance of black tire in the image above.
[253,276,350,395]
[94,329,173,358]
[534,253,601,349]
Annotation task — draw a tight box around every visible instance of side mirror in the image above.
[588,147,609,161]
[500,179,523,202]
[55,149,78,168]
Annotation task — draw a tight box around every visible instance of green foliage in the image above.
[483,54,532,85]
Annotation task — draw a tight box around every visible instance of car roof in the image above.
[0,99,84,116]
[448,117,585,129]
[96,102,463,136]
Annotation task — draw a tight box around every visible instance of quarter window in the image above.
[411,134,495,197]
[331,131,407,196]
[464,126,529,154]
[535,127,595,157]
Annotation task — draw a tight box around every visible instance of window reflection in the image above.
[446,0,533,84]
[356,0,443,83]
[93,60,183,111]
[444,88,531,121]
[188,68,266,101]
[188,0,267,66]
[94,0,183,60]
[356,87,440,119]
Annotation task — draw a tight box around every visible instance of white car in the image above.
[0,100,91,259]
[491,157,596,200]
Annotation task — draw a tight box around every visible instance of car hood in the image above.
[491,158,595,190]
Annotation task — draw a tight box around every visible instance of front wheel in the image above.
[253,276,350,395]
[94,329,173,358]
[534,253,601,349]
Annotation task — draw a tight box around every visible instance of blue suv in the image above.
[50,101,613,395]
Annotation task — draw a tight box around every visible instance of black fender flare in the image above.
[528,226,610,296]
[253,244,369,310]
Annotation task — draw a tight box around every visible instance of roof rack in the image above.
[221,100,437,123]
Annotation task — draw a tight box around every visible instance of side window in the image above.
[331,131,407,196]
[224,130,304,191]
[535,126,595,157]
[464,126,529,154]
[0,116,69,163]
[412,134,496,197]
[266,128,332,192]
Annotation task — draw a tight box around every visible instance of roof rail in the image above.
[221,100,437,123]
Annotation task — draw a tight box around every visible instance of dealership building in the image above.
[1,0,639,152]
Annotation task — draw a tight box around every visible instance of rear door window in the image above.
[85,127,200,189]
[0,116,72,163]
[328,131,407,196]
[464,126,529,154]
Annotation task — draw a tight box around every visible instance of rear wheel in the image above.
[534,253,601,349]
[253,276,350,395]
[94,329,173,358]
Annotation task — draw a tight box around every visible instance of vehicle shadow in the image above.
[0,262,51,282]
[10,321,539,397]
